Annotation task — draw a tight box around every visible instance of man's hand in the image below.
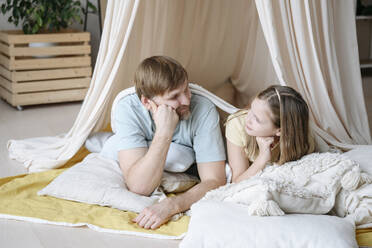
[132,198,178,229]
[149,100,179,138]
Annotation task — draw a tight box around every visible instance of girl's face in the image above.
[245,98,281,137]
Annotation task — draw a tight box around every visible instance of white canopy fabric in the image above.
[7,0,371,172]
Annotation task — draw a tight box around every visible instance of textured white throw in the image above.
[197,152,372,227]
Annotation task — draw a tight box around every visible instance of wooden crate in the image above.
[0,29,92,107]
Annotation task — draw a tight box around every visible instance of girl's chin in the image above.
[245,127,255,136]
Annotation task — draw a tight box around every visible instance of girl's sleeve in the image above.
[225,114,246,147]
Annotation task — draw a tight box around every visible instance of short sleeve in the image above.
[193,105,226,163]
[100,98,149,160]
[225,112,247,147]
[114,99,149,150]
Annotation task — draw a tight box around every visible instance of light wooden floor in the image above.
[0,100,180,248]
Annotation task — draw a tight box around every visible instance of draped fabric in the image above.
[7,0,371,172]
[255,0,371,149]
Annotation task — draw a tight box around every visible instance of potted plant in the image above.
[1,0,97,34]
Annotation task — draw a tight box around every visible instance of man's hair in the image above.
[134,56,188,99]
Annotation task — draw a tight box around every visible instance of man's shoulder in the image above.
[190,93,216,111]
[114,93,146,119]
[117,93,142,109]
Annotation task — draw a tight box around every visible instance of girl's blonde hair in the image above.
[227,85,314,165]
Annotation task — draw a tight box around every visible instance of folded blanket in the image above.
[198,152,372,228]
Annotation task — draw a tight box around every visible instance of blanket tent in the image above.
[7,0,372,172]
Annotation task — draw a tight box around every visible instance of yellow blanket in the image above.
[1,146,371,245]
[0,147,189,239]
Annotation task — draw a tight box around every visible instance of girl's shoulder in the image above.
[226,109,248,127]
[225,109,249,147]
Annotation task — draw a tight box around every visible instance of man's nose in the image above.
[179,93,190,106]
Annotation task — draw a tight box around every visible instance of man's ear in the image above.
[141,96,151,110]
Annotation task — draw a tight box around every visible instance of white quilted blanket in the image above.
[198,152,372,228]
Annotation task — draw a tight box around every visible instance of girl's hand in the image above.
[256,136,274,163]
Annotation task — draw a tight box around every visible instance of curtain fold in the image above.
[255,0,371,149]
[7,0,141,172]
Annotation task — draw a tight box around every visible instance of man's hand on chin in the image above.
[132,198,179,229]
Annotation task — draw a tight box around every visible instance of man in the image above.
[102,56,226,229]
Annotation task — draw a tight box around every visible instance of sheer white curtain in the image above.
[7,0,141,172]
[255,0,371,149]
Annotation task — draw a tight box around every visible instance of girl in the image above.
[226,85,315,183]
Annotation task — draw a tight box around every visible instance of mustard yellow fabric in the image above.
[0,146,189,238]
[356,228,372,247]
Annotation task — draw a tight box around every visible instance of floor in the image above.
[0,100,180,248]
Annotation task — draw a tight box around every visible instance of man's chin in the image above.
[179,110,191,120]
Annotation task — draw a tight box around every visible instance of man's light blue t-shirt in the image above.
[100,93,226,166]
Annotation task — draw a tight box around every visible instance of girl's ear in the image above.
[141,96,151,110]
[275,129,281,137]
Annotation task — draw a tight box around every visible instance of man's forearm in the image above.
[168,179,225,214]
[126,134,172,195]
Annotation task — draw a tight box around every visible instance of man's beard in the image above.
[176,105,191,120]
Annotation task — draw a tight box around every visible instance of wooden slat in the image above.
[11,56,91,70]
[10,45,91,57]
[0,76,12,92]
[0,76,90,93]
[0,65,13,81]
[0,32,10,44]
[0,54,10,69]
[0,86,15,106]
[13,67,92,81]
[0,42,10,56]
[0,30,90,44]
[13,88,88,106]
[15,78,90,93]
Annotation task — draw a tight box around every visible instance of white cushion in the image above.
[85,132,113,153]
[344,145,372,175]
[180,201,358,248]
[38,153,199,213]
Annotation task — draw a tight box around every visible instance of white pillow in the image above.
[344,145,372,175]
[85,132,113,153]
[180,201,358,248]
[38,153,199,213]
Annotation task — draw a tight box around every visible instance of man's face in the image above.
[152,81,191,120]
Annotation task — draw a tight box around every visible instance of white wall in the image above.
[0,0,101,68]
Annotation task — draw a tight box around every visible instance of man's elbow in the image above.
[126,180,155,196]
